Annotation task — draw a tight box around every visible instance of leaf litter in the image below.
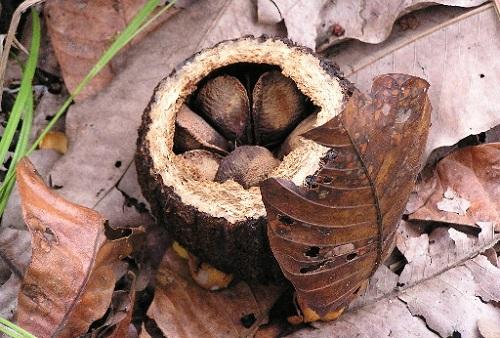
[0,1,499,337]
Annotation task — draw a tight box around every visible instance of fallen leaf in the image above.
[1,149,61,230]
[145,247,284,338]
[261,74,431,317]
[44,0,181,101]
[0,228,31,320]
[86,271,137,338]
[15,158,143,338]
[257,0,488,49]
[332,4,500,161]
[46,0,284,211]
[408,143,500,231]
[478,316,500,338]
[289,225,500,338]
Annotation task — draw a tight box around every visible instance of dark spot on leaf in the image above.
[451,331,462,338]
[396,282,405,287]
[305,246,320,257]
[240,313,256,328]
[278,214,294,226]
[114,160,122,168]
[479,74,485,78]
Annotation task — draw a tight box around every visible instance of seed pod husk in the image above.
[215,145,280,189]
[174,104,230,155]
[252,70,306,146]
[195,75,250,143]
[136,36,431,321]
[137,37,353,282]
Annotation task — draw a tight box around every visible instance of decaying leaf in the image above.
[408,143,500,232]
[0,228,31,320]
[15,158,143,338]
[333,4,500,161]
[145,247,284,338]
[261,74,431,317]
[256,0,488,49]
[290,254,500,338]
[87,272,137,338]
[44,0,180,101]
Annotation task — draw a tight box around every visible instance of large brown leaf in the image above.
[145,248,284,338]
[44,0,181,101]
[15,158,143,338]
[408,143,500,231]
[261,74,431,317]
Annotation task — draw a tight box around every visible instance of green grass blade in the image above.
[0,316,36,338]
[0,93,33,214]
[0,9,40,166]
[27,0,175,155]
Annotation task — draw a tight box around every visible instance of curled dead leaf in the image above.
[15,158,143,338]
[408,143,500,232]
[145,248,284,338]
[44,0,180,100]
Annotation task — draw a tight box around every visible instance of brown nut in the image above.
[215,145,280,189]
[39,131,68,154]
[174,104,230,155]
[177,149,222,181]
[188,254,233,291]
[195,75,250,143]
[252,70,306,146]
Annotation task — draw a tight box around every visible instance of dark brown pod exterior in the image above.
[252,70,306,146]
[174,104,230,155]
[195,75,250,143]
[261,74,431,318]
[215,145,280,189]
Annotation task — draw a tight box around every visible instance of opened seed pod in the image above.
[136,36,431,319]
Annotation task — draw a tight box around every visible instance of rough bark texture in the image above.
[136,36,352,282]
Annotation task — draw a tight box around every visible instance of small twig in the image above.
[13,37,29,55]
[0,0,45,112]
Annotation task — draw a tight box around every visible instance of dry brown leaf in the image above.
[289,226,500,338]
[408,143,500,232]
[15,158,143,338]
[145,248,284,338]
[262,74,431,317]
[46,0,284,212]
[0,228,31,320]
[87,272,137,338]
[256,0,488,49]
[44,0,180,101]
[333,4,500,161]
